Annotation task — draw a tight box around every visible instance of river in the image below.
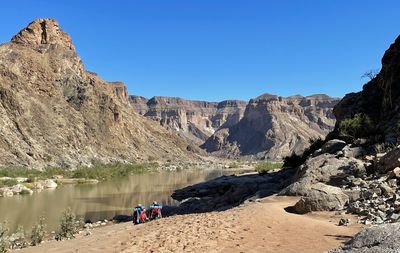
[0,169,229,232]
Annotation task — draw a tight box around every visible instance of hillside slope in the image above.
[0,18,196,168]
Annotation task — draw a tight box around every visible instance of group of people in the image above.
[132,201,163,224]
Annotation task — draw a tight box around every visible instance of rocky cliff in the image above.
[279,35,400,242]
[0,18,197,168]
[129,96,247,145]
[201,94,339,159]
[333,35,400,143]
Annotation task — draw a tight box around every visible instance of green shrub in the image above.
[56,208,81,240]
[9,226,28,249]
[31,217,46,246]
[0,222,9,253]
[0,179,18,188]
[255,161,283,174]
[338,113,375,139]
[283,137,325,169]
[283,154,304,169]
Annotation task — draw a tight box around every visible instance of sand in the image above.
[16,195,363,253]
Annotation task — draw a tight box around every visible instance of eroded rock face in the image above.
[0,18,195,168]
[202,94,339,159]
[130,96,247,145]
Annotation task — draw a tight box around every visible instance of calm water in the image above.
[0,169,227,232]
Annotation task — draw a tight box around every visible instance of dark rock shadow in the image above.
[324,234,354,241]
[283,205,297,214]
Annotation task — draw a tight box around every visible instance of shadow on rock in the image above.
[111,169,295,223]
[169,168,295,215]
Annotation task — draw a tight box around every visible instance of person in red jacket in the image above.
[132,204,148,224]
[149,201,162,220]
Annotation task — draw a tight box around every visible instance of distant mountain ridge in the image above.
[201,94,339,159]
[129,95,247,145]
[130,94,339,159]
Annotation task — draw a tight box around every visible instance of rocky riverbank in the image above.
[0,178,59,197]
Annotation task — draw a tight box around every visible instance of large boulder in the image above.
[329,223,400,253]
[377,148,400,174]
[343,146,365,158]
[281,154,365,196]
[293,183,349,214]
[44,179,57,188]
[388,167,400,179]
[320,139,347,154]
[11,184,33,194]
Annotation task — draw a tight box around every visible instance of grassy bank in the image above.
[255,161,283,174]
[0,162,158,183]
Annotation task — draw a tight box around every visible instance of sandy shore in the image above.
[17,195,363,253]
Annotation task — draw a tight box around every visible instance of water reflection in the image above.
[0,169,227,232]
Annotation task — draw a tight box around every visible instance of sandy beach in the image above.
[16,195,363,253]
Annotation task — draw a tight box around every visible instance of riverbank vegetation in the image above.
[0,162,158,182]
[0,208,86,252]
[0,179,18,188]
[255,161,283,174]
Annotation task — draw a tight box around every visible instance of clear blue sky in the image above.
[1,1,399,101]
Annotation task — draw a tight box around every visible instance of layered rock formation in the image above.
[202,94,339,159]
[130,96,247,145]
[0,18,196,168]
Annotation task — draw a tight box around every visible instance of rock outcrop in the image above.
[333,35,400,143]
[329,223,400,253]
[293,183,349,214]
[202,94,339,159]
[171,169,294,214]
[0,18,196,168]
[130,96,247,145]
